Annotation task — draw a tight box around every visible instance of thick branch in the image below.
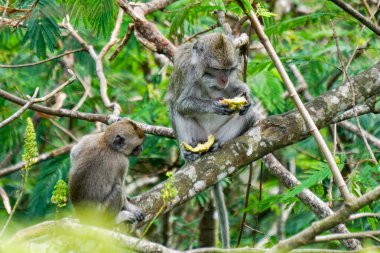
[131,62,380,221]
[117,0,176,60]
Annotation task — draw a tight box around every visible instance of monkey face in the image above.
[131,144,143,156]
[104,120,145,156]
[203,66,237,89]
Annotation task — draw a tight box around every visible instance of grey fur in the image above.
[167,33,256,248]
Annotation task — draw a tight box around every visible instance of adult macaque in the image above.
[166,33,255,248]
[69,120,145,224]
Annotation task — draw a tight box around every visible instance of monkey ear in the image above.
[112,134,125,150]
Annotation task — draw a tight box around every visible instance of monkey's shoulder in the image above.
[70,133,103,159]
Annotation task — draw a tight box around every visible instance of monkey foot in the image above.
[183,150,201,162]
[116,208,145,224]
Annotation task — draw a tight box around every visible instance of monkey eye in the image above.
[203,72,213,78]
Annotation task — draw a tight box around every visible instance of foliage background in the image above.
[0,0,379,250]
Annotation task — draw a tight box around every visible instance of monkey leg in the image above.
[213,111,254,145]
[174,113,208,162]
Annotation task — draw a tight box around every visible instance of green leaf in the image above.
[66,0,118,36]
[281,162,332,202]
[22,0,61,58]
[264,12,336,37]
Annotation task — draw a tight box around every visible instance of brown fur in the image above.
[69,120,145,224]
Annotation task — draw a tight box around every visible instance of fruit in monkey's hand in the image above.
[182,135,215,153]
[219,96,248,111]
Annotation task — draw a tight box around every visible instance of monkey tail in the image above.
[212,182,230,248]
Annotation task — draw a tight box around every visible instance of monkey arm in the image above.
[102,184,124,212]
[176,96,234,116]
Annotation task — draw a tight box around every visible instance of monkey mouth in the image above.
[131,145,143,156]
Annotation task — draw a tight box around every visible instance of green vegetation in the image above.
[0,0,379,252]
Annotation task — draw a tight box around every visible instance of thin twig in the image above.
[328,123,338,207]
[0,144,74,177]
[0,88,175,138]
[235,0,354,203]
[63,17,121,116]
[360,0,377,24]
[184,24,218,43]
[0,48,85,68]
[109,23,135,62]
[332,96,379,123]
[330,0,380,35]
[339,121,380,150]
[244,223,273,246]
[99,8,124,60]
[315,230,380,242]
[33,70,76,103]
[71,73,91,111]
[48,119,78,142]
[0,0,9,26]
[236,163,253,247]
[0,88,39,129]
[271,185,380,252]
[330,20,377,164]
[349,212,380,221]
[0,187,11,214]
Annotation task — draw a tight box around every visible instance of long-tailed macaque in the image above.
[166,33,255,248]
[69,120,145,224]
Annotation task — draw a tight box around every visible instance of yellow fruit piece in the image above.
[220,96,248,111]
[182,135,215,153]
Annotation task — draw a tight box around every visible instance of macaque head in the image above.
[192,33,239,89]
[103,120,145,156]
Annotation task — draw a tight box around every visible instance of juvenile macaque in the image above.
[166,33,255,248]
[69,120,145,224]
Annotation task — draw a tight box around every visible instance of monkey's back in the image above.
[69,134,127,211]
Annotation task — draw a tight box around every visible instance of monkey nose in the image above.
[219,78,228,88]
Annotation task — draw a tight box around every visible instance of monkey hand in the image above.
[116,203,145,224]
[209,140,221,152]
[212,100,235,115]
[239,101,251,115]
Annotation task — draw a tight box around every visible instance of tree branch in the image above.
[236,0,353,203]
[4,219,380,253]
[131,62,380,222]
[314,231,380,242]
[0,48,85,68]
[270,185,380,252]
[117,0,176,60]
[330,0,380,36]
[0,88,39,129]
[0,144,74,177]
[63,17,121,116]
[0,89,174,138]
